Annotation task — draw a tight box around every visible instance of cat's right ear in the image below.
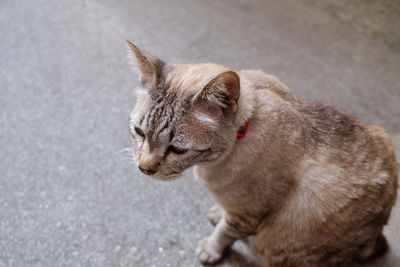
[126,41,165,88]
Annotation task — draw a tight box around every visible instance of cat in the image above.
[126,41,398,266]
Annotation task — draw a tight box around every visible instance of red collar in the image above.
[236,120,250,139]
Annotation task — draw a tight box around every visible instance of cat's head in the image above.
[127,41,240,180]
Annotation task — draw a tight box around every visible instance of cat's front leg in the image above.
[196,215,252,265]
[208,204,224,226]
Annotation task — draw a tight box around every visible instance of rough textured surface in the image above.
[0,0,399,266]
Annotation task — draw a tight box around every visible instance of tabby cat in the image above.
[126,41,398,266]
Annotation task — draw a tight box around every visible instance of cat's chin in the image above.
[151,172,183,181]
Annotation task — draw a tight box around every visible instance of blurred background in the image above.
[1,0,399,266]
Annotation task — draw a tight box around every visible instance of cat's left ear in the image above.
[193,71,240,114]
[126,40,165,88]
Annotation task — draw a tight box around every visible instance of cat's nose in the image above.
[138,165,157,175]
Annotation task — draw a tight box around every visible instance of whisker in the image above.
[108,147,137,168]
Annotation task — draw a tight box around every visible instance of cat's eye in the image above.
[134,127,145,137]
[169,145,188,155]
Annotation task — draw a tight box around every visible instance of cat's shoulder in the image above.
[239,69,297,103]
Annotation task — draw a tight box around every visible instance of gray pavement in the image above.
[1,0,399,266]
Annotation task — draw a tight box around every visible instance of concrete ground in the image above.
[1,0,399,266]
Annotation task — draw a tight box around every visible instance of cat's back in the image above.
[298,100,398,182]
[242,69,398,175]
[240,69,397,225]
[244,70,398,266]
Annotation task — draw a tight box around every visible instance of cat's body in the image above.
[194,69,398,266]
[126,41,398,266]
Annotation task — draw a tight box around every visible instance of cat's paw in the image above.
[196,236,224,265]
[208,205,223,226]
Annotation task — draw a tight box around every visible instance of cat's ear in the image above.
[126,40,165,88]
[193,71,240,114]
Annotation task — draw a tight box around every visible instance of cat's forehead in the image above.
[134,97,212,148]
[135,91,190,144]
